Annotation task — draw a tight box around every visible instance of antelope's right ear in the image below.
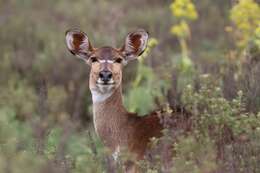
[65,29,94,61]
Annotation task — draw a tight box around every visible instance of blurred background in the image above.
[0,0,260,172]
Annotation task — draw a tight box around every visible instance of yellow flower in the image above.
[170,0,198,20]
[171,21,190,38]
[230,0,260,47]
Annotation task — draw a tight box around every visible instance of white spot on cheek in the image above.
[122,59,128,66]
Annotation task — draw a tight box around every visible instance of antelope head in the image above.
[65,29,149,103]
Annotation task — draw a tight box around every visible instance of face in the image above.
[88,47,125,94]
[65,28,148,98]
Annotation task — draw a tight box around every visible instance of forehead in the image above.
[92,47,122,60]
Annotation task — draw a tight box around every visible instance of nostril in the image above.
[107,73,112,79]
[99,71,112,82]
[99,72,104,79]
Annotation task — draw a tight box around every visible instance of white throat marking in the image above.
[91,89,113,103]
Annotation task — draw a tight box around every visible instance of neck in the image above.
[91,85,124,108]
[91,85,128,147]
[91,85,127,127]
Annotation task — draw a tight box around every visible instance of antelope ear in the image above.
[65,29,94,61]
[120,29,149,61]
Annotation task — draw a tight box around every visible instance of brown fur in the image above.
[85,46,163,172]
[93,86,163,158]
[88,47,123,92]
[65,28,162,172]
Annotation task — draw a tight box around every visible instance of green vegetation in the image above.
[0,0,260,172]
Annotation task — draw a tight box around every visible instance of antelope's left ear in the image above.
[120,29,149,61]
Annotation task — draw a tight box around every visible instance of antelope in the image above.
[65,28,164,172]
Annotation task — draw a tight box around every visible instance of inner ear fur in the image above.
[120,29,149,61]
[65,29,94,60]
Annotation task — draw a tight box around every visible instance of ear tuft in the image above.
[65,29,93,60]
[121,29,149,61]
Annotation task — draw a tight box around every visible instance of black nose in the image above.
[99,70,112,83]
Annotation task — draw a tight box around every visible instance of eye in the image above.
[115,58,123,63]
[90,57,98,63]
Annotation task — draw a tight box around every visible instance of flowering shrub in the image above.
[230,0,260,48]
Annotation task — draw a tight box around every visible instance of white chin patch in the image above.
[91,85,115,103]
[98,84,114,93]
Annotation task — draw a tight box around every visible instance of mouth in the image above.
[95,80,115,93]
[96,82,115,86]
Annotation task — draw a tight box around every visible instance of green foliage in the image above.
[0,108,43,173]
[125,38,170,115]
[0,0,260,172]
[179,75,260,172]
[254,26,260,48]
[138,75,260,172]
[0,80,37,120]
[66,132,106,173]
[0,106,108,173]
[182,75,259,136]
[44,127,62,158]
[170,0,198,92]
[172,136,217,173]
